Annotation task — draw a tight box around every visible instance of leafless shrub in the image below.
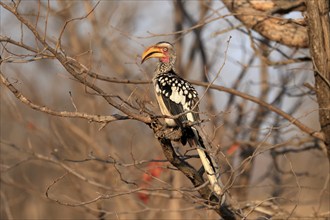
[1,1,329,219]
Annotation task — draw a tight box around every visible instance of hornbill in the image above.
[141,41,224,198]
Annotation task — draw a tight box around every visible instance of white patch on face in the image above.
[157,42,173,49]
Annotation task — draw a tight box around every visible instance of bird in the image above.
[141,41,224,197]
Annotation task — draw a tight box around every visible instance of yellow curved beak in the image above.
[141,46,165,64]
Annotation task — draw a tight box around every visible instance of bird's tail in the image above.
[187,126,225,199]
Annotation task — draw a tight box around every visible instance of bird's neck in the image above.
[156,62,175,74]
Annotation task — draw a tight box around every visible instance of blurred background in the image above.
[1,0,329,219]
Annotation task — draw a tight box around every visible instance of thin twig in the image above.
[0,73,129,123]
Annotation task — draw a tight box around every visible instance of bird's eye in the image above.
[163,47,168,52]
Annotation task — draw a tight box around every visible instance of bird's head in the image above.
[141,42,176,65]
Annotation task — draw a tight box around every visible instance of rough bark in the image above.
[222,0,308,48]
[305,0,330,162]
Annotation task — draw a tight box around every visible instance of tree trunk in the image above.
[306,0,330,162]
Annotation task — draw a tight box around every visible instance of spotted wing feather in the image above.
[154,71,200,127]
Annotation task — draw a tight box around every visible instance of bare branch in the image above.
[0,73,129,123]
[191,80,325,142]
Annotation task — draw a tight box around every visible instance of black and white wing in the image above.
[153,71,200,127]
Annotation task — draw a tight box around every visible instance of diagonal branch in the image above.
[0,72,129,123]
[0,2,152,124]
[190,80,325,142]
